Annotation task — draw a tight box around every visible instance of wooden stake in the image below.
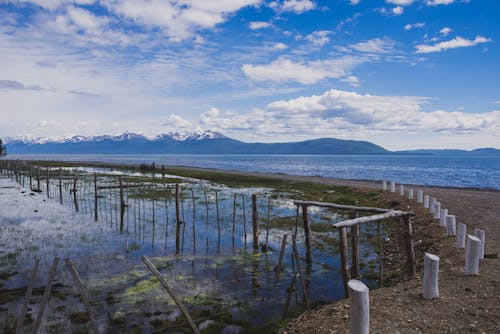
[141,256,201,334]
[175,184,181,255]
[119,176,125,233]
[242,194,247,248]
[94,173,98,221]
[265,196,271,248]
[216,191,221,251]
[377,221,383,287]
[274,234,287,282]
[73,174,79,212]
[292,234,310,311]
[191,188,196,254]
[348,279,370,334]
[252,194,259,252]
[422,253,439,300]
[339,226,350,298]
[59,168,63,205]
[65,258,100,334]
[350,211,360,279]
[46,167,49,198]
[302,205,312,265]
[403,216,416,278]
[232,193,236,249]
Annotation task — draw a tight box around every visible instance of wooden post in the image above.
[423,253,439,299]
[445,215,456,237]
[73,174,79,212]
[403,216,416,278]
[423,195,430,208]
[16,259,40,334]
[29,165,33,190]
[175,184,180,255]
[407,188,414,200]
[65,258,100,334]
[119,176,125,233]
[302,205,312,265]
[399,184,404,196]
[433,202,441,220]
[350,211,360,279]
[252,194,259,252]
[58,168,63,204]
[348,279,369,334]
[465,235,481,275]
[474,228,485,260]
[232,193,236,249]
[439,208,448,227]
[37,166,40,190]
[456,223,467,248]
[242,194,247,248]
[292,234,310,311]
[339,226,350,298]
[33,257,59,334]
[265,196,271,249]
[216,191,221,250]
[274,234,287,282]
[390,181,396,192]
[417,190,423,203]
[382,180,387,190]
[191,188,196,254]
[46,167,50,198]
[377,221,383,287]
[141,256,201,334]
[94,173,98,221]
[429,197,436,214]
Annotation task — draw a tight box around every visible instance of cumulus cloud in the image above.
[10,0,95,11]
[426,0,455,5]
[392,6,404,15]
[241,57,361,84]
[404,22,425,30]
[249,21,272,30]
[0,79,43,91]
[340,75,360,87]
[305,30,332,46]
[269,0,316,13]
[271,42,288,50]
[163,113,193,130]
[386,0,414,4]
[416,35,491,54]
[198,89,500,139]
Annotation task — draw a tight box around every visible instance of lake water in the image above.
[5,154,500,190]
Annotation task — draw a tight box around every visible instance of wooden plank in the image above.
[65,259,100,334]
[339,227,350,298]
[294,200,391,213]
[403,216,416,278]
[334,210,413,228]
[141,256,201,334]
[33,257,59,334]
[16,259,40,334]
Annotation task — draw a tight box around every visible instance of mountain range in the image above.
[3,130,499,156]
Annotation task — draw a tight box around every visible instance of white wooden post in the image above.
[423,195,430,208]
[399,184,404,196]
[474,228,485,260]
[417,190,423,203]
[382,180,387,191]
[439,208,448,227]
[429,197,436,213]
[433,202,441,220]
[445,215,456,237]
[407,188,414,200]
[465,235,481,275]
[456,223,467,248]
[348,279,369,334]
[390,181,396,192]
[423,253,439,299]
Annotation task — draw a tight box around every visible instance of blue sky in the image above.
[0,0,499,149]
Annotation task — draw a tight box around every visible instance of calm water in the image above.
[5,154,500,189]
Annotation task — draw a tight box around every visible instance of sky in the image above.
[0,0,499,150]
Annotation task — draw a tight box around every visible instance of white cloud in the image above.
[350,38,395,54]
[386,0,414,5]
[305,30,332,46]
[404,22,425,30]
[416,35,491,54]
[350,0,361,4]
[249,21,272,30]
[10,0,95,11]
[271,42,288,50]
[163,113,193,130]
[241,57,361,84]
[392,6,404,15]
[194,89,500,142]
[102,0,261,41]
[426,0,455,5]
[340,75,360,87]
[269,0,316,14]
[440,27,452,36]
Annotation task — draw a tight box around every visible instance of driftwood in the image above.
[16,259,40,334]
[334,210,413,228]
[33,257,59,334]
[294,200,391,213]
[141,256,200,334]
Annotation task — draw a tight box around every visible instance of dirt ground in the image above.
[280,181,500,334]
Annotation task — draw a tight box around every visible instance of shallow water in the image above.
[0,167,383,332]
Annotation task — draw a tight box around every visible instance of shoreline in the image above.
[1,158,499,192]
